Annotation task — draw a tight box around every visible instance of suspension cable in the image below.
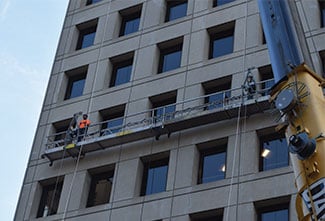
[61,2,112,220]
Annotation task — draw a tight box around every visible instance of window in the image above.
[320,51,325,77]
[52,118,72,145]
[109,52,134,87]
[190,208,224,221]
[158,37,183,73]
[197,139,227,184]
[141,153,169,196]
[203,76,231,110]
[165,0,188,22]
[208,21,235,59]
[320,1,325,27]
[150,91,177,123]
[76,19,98,50]
[213,0,235,7]
[86,0,102,5]
[87,166,114,207]
[36,177,63,218]
[119,5,142,37]
[258,129,288,171]
[100,104,125,135]
[255,197,290,221]
[64,66,87,100]
[258,65,274,96]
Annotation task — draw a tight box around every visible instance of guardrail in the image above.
[45,79,274,150]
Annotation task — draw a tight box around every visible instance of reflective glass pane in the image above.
[162,50,182,72]
[106,118,123,134]
[114,64,132,86]
[214,0,235,7]
[145,164,168,195]
[261,208,288,221]
[154,105,176,122]
[70,78,85,98]
[81,32,96,48]
[167,2,187,21]
[262,137,288,171]
[212,35,234,58]
[123,17,140,36]
[202,151,226,183]
[206,91,230,110]
[322,7,325,27]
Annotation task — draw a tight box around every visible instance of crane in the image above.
[258,0,325,220]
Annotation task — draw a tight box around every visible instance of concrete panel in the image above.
[143,0,165,29]
[134,45,158,80]
[110,204,142,221]
[172,185,238,216]
[174,145,196,188]
[130,72,186,100]
[62,49,100,71]
[113,158,141,200]
[238,131,259,176]
[65,210,111,221]
[188,30,209,64]
[142,198,172,221]
[238,173,296,204]
[300,0,321,31]
[14,184,33,221]
[236,203,255,221]
[140,21,191,48]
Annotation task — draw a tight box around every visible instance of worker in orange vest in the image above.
[78,114,91,141]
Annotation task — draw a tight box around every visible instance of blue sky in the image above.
[0,0,68,219]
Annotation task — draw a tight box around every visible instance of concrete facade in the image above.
[15,0,325,220]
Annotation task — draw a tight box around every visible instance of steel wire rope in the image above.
[224,0,249,219]
[61,2,112,220]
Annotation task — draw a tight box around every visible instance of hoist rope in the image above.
[61,2,112,220]
[225,0,249,220]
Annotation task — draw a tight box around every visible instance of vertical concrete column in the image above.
[239,130,259,176]
[166,149,178,191]
[113,158,142,200]
[57,171,89,213]
[174,145,197,189]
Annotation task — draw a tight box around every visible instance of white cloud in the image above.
[0,0,10,22]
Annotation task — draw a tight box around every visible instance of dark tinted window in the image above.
[204,81,231,110]
[37,181,63,218]
[166,1,187,22]
[120,12,141,36]
[141,158,169,195]
[260,133,288,171]
[110,59,133,87]
[86,0,102,5]
[213,0,235,7]
[260,208,288,221]
[151,94,176,123]
[101,112,124,135]
[320,1,325,27]
[65,74,86,100]
[320,51,325,77]
[158,43,182,73]
[76,26,97,50]
[198,146,226,184]
[87,171,114,207]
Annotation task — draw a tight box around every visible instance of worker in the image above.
[243,73,256,99]
[78,114,91,141]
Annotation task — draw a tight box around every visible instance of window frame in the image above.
[150,91,177,123]
[140,157,169,196]
[203,77,232,110]
[258,65,275,96]
[320,1,325,28]
[86,0,102,6]
[86,170,114,207]
[110,56,134,87]
[256,200,290,221]
[119,10,141,37]
[209,29,234,59]
[36,179,63,218]
[64,72,87,100]
[158,42,183,74]
[165,0,188,22]
[100,104,126,135]
[213,0,235,7]
[198,145,227,184]
[259,131,289,172]
[75,19,98,50]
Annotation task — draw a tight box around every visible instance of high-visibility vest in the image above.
[79,119,91,129]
